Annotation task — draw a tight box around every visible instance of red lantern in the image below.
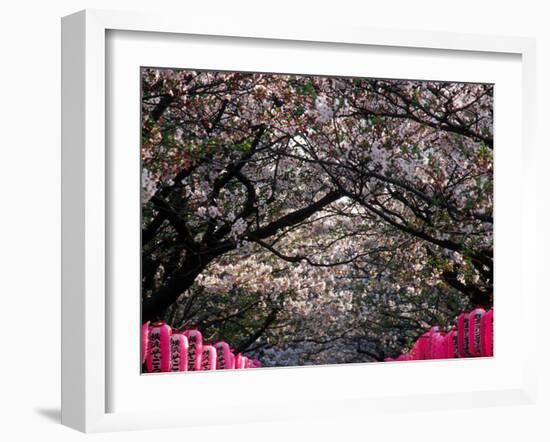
[169,331,188,372]
[408,342,420,360]
[420,331,431,359]
[430,331,447,360]
[426,326,441,359]
[141,321,150,364]
[183,329,203,371]
[214,341,232,369]
[235,353,246,369]
[457,312,470,357]
[481,309,494,356]
[411,331,430,360]
[146,321,171,373]
[201,345,217,370]
[468,308,486,357]
[445,329,459,358]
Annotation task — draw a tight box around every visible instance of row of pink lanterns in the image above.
[385,308,494,362]
[142,321,261,373]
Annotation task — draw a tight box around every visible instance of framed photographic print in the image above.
[61,9,537,433]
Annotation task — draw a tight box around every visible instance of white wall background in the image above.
[0,1,547,440]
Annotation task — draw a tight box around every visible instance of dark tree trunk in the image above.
[141,245,232,322]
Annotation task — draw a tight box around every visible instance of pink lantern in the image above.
[445,329,459,358]
[430,331,448,360]
[169,331,188,372]
[411,332,430,360]
[421,331,432,359]
[201,345,217,370]
[419,331,432,360]
[235,353,247,369]
[251,359,261,368]
[214,341,232,370]
[245,357,254,368]
[457,312,470,357]
[468,308,486,357]
[407,343,420,361]
[146,321,171,373]
[228,352,235,369]
[141,321,150,364]
[183,329,203,371]
[481,309,494,357]
[426,326,440,359]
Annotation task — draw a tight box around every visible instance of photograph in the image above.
[140,68,494,373]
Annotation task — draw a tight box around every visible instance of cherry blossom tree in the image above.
[141,68,492,365]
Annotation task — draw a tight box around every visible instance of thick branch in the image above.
[249,190,342,240]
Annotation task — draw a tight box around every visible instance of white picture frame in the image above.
[61,9,537,433]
